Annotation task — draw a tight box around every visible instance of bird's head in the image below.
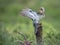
[39,7,45,15]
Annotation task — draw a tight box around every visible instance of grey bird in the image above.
[20,7,45,34]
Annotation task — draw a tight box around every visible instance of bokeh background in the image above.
[0,0,60,45]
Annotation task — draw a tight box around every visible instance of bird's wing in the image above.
[21,8,36,20]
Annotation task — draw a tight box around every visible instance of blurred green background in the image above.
[0,0,60,45]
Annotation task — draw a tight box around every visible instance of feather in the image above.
[21,8,36,20]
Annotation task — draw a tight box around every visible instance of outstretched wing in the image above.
[21,8,36,20]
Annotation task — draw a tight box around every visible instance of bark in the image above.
[35,23,43,45]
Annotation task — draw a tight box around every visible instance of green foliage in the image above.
[0,0,60,45]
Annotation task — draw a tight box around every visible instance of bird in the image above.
[20,7,45,34]
[21,7,45,23]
